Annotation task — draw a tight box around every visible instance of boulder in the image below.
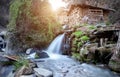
[109,51,120,72]
[86,43,98,53]
[0,55,9,62]
[109,59,120,72]
[34,68,53,77]
[37,51,49,58]
[108,31,120,72]
[26,48,36,59]
[0,65,14,77]
[15,65,34,77]
[83,43,115,63]
[22,66,33,75]
[26,48,34,55]
[96,46,113,53]
[7,71,14,77]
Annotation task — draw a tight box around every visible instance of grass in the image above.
[13,57,29,71]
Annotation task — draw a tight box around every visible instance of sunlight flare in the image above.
[49,0,66,11]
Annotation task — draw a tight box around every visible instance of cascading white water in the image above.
[47,33,65,54]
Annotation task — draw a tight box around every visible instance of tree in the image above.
[7,0,61,55]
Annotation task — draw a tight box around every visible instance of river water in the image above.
[36,34,119,77]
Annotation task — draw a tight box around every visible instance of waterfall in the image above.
[115,31,120,55]
[46,33,65,54]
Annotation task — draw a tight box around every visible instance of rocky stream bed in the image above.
[0,54,119,77]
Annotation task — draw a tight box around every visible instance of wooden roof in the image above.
[68,0,115,12]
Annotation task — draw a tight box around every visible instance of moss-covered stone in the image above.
[109,60,120,72]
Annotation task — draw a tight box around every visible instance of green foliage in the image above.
[74,23,80,27]
[73,31,83,38]
[72,47,89,62]
[80,36,89,41]
[0,61,13,65]
[73,40,77,45]
[71,47,77,52]
[77,42,82,47]
[71,30,90,61]
[8,0,24,31]
[8,0,62,51]
[88,25,96,30]
[105,21,111,26]
[80,23,88,26]
[73,38,78,45]
[72,52,81,60]
[13,57,29,71]
[35,53,39,59]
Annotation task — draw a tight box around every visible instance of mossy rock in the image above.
[72,52,81,60]
[72,31,83,38]
[88,25,96,30]
[109,60,120,72]
[72,38,79,45]
[71,48,77,52]
[77,42,82,47]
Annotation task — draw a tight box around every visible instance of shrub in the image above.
[8,0,62,53]
[13,57,29,71]
[71,48,77,52]
[73,31,83,38]
[105,21,111,26]
[88,25,96,30]
[72,52,81,60]
[77,42,82,47]
[80,36,89,41]
[80,23,88,26]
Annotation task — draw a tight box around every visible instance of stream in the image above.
[0,33,119,77]
[35,33,119,77]
[35,54,119,77]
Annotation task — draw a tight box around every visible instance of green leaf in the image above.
[80,36,89,41]
[73,31,83,38]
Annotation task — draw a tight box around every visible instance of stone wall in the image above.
[68,6,83,27]
[66,5,111,27]
[57,11,68,24]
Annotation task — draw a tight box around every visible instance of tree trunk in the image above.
[109,31,120,72]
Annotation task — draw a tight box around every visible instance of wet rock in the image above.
[109,61,120,72]
[22,67,33,75]
[26,48,49,59]
[0,65,14,77]
[26,48,34,55]
[86,43,98,53]
[37,51,49,58]
[15,65,33,77]
[108,31,120,72]
[7,71,14,77]
[34,68,53,77]
[95,46,114,63]
[36,56,119,77]
[26,48,37,59]
[27,53,36,59]
[0,55,9,62]
[29,62,37,68]
[15,66,26,77]
[96,46,113,53]
[20,74,36,77]
[109,57,120,72]
[81,43,98,61]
